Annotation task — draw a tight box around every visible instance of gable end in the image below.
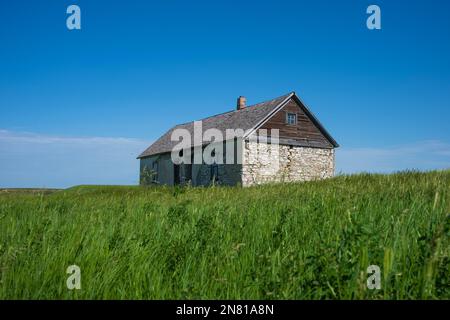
[256,94,338,148]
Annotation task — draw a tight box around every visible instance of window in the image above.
[286,112,297,125]
[152,161,158,182]
[210,164,219,182]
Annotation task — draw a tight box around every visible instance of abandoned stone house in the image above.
[138,92,339,187]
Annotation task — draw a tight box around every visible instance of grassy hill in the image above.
[0,171,449,299]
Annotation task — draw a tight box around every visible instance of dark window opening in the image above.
[184,164,192,183]
[174,164,180,184]
[152,162,158,182]
[210,164,219,183]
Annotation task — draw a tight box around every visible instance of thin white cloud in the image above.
[0,129,151,188]
[0,129,146,145]
[336,140,450,173]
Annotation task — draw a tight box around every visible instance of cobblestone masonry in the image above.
[242,141,335,186]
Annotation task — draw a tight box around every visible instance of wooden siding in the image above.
[259,99,333,148]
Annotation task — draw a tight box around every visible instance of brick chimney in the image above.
[237,96,246,110]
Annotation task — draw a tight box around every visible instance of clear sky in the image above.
[1,0,449,188]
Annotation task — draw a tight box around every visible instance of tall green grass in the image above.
[0,171,449,299]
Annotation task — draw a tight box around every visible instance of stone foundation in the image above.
[242,141,334,186]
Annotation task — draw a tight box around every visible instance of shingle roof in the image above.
[137,92,337,158]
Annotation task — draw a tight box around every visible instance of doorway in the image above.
[174,164,180,185]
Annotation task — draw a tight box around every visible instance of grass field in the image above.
[0,171,449,299]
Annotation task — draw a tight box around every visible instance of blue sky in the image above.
[1,0,449,188]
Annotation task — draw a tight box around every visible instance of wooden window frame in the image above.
[286,112,297,125]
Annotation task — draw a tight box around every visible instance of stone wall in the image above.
[242,141,334,186]
[141,140,335,187]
